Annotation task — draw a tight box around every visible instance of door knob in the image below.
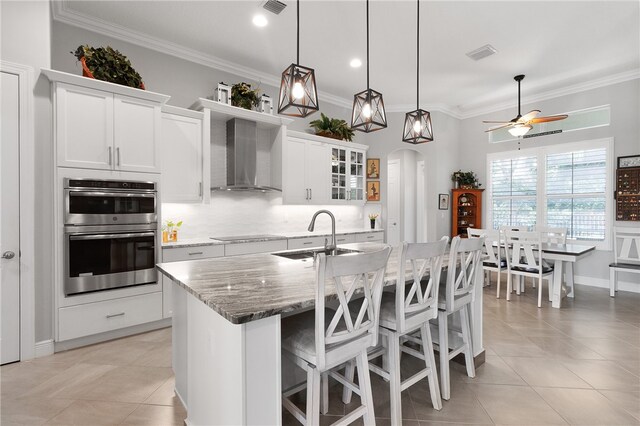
[2,251,15,259]
[393,222,397,226]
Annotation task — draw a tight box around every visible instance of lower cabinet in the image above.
[58,292,163,341]
[224,240,287,256]
[287,236,328,250]
[356,231,384,243]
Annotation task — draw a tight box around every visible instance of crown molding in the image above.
[52,1,353,109]
[454,68,640,120]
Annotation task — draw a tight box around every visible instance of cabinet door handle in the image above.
[337,238,346,242]
[303,241,313,245]
[116,147,121,166]
[199,182,203,197]
[108,147,112,166]
[366,235,375,239]
[188,251,204,256]
[309,188,312,200]
[306,189,309,200]
[106,312,125,319]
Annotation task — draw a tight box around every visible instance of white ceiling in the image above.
[56,0,640,117]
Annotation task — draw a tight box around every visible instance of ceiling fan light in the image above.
[277,63,319,117]
[508,124,532,137]
[402,109,433,144]
[351,88,387,132]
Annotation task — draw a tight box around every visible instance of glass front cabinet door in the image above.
[330,146,366,204]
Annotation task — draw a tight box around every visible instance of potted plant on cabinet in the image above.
[309,113,355,142]
[231,82,260,110]
[368,214,379,229]
[451,170,481,189]
[72,45,145,89]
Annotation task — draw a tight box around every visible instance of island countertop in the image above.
[157,242,396,324]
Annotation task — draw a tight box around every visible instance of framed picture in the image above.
[367,180,380,202]
[439,193,449,210]
[366,158,380,179]
[618,155,640,169]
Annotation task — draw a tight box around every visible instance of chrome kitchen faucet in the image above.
[308,209,337,256]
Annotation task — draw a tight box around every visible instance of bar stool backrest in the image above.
[443,236,484,312]
[315,245,392,370]
[396,237,448,333]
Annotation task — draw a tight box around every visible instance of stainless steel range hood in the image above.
[212,118,281,192]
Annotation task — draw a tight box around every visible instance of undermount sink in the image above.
[272,248,361,260]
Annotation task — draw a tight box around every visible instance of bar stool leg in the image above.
[356,351,376,424]
[420,323,442,410]
[438,310,451,400]
[388,332,402,426]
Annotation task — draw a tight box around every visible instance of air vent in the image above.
[466,44,497,61]
[263,0,287,15]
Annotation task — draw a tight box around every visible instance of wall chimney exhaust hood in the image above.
[212,118,281,192]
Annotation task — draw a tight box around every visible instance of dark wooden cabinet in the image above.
[451,189,484,238]
[616,167,640,221]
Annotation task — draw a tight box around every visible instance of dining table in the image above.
[540,243,596,308]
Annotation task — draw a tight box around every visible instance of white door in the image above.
[1,71,21,364]
[283,138,308,204]
[161,113,203,202]
[387,159,401,247]
[305,142,328,204]
[114,95,161,173]
[56,84,113,170]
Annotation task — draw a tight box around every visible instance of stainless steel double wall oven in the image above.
[63,178,158,296]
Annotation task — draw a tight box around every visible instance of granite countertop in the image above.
[157,242,401,324]
[162,228,384,249]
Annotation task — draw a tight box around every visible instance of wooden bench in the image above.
[609,227,640,297]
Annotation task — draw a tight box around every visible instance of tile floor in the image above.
[2,283,639,425]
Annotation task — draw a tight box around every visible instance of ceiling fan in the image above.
[484,75,568,137]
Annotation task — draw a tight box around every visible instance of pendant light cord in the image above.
[366,0,370,91]
[296,0,300,64]
[416,0,419,110]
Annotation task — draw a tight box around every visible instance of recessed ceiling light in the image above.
[350,58,362,68]
[252,14,268,27]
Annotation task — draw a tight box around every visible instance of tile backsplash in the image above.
[162,192,380,239]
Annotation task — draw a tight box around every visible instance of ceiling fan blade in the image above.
[520,110,541,123]
[529,114,569,124]
[485,123,514,133]
[482,120,513,124]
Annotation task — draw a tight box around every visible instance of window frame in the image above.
[486,137,614,250]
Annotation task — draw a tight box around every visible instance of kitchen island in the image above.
[157,242,485,425]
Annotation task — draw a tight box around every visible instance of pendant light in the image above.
[277,0,319,117]
[351,0,387,132]
[402,0,433,144]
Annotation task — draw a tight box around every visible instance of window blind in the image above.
[490,156,537,229]
[545,148,607,241]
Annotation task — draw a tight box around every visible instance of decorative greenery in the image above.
[163,219,183,232]
[231,82,260,110]
[451,170,481,188]
[309,113,355,142]
[72,45,144,89]
[368,214,379,220]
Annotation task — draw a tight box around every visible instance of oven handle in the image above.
[69,232,155,241]
[67,191,156,198]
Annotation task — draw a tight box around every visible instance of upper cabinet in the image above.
[331,146,366,204]
[283,131,368,205]
[43,69,170,174]
[161,106,205,203]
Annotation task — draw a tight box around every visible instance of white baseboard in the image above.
[574,274,639,293]
[35,339,55,358]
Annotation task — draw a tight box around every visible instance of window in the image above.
[487,138,613,249]
[490,156,537,229]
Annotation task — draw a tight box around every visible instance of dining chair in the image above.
[433,235,484,400]
[281,246,392,425]
[341,237,447,425]
[535,226,570,299]
[499,226,528,295]
[504,230,554,308]
[467,228,506,298]
[609,227,640,297]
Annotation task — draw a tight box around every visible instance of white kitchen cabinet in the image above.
[335,234,356,244]
[161,109,204,202]
[162,245,224,318]
[356,231,384,243]
[224,240,287,257]
[58,292,163,341]
[56,83,114,170]
[331,146,366,204]
[114,95,161,173]
[50,74,169,173]
[282,137,329,204]
[287,236,328,250]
